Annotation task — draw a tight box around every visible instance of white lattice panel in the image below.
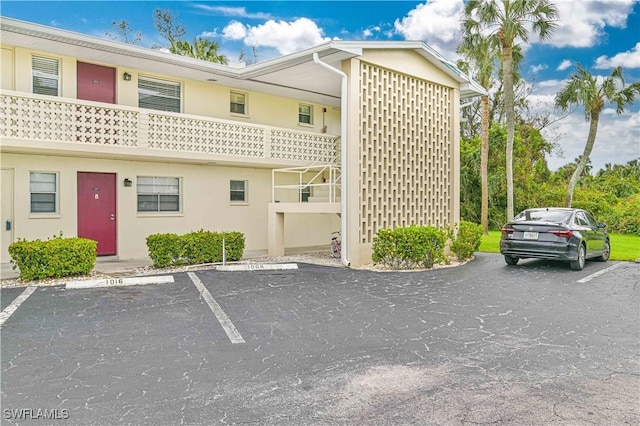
[271,130,337,163]
[148,114,266,157]
[0,94,138,146]
[359,62,453,244]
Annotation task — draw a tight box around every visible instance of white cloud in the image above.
[223,21,248,41]
[531,64,548,73]
[193,5,273,20]
[199,31,219,38]
[594,42,640,69]
[222,18,330,55]
[362,26,382,39]
[557,59,573,71]
[393,0,464,61]
[548,0,635,48]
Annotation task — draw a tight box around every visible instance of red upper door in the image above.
[77,172,116,256]
[77,62,115,104]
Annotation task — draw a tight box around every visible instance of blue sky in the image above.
[2,0,639,172]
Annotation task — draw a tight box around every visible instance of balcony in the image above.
[0,90,340,167]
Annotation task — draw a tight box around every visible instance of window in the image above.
[230,92,247,115]
[30,172,58,213]
[230,180,247,203]
[299,104,313,125]
[137,176,181,212]
[32,55,59,96]
[138,76,181,113]
[301,186,311,202]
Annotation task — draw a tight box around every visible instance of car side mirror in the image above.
[597,222,606,229]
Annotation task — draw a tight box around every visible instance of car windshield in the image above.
[513,210,572,224]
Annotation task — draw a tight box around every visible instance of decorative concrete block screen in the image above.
[0,94,139,146]
[359,62,453,244]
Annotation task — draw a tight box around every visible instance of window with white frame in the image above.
[230,180,247,203]
[138,76,181,113]
[137,176,181,212]
[30,172,58,213]
[298,104,313,125]
[230,91,247,115]
[32,55,59,96]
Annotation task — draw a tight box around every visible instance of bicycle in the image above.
[330,231,341,258]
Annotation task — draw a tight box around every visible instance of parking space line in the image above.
[187,272,245,344]
[577,262,624,283]
[0,286,37,327]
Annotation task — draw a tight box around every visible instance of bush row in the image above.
[146,230,245,268]
[372,221,483,270]
[9,234,97,280]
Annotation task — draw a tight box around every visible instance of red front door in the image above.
[77,62,115,104]
[77,172,116,256]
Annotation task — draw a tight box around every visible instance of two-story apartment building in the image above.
[0,16,484,267]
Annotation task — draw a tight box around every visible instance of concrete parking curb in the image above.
[216,263,298,272]
[66,275,175,289]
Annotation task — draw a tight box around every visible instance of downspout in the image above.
[313,52,350,267]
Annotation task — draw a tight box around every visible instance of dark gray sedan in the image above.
[500,208,610,271]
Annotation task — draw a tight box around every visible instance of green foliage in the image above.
[372,226,448,270]
[146,230,245,268]
[8,233,97,280]
[450,221,484,260]
[460,122,639,235]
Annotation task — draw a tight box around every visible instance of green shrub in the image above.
[146,230,245,267]
[372,225,448,269]
[450,221,484,260]
[8,234,97,280]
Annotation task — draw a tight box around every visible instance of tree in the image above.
[555,65,640,207]
[105,20,142,45]
[153,8,186,47]
[170,38,228,64]
[458,37,497,234]
[462,0,558,221]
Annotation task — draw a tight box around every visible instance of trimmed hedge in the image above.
[146,230,245,268]
[8,234,97,280]
[372,225,448,269]
[450,221,484,261]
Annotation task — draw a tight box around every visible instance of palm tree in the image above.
[462,0,558,220]
[555,65,640,207]
[458,37,496,234]
[170,38,228,64]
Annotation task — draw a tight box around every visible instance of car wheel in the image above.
[596,240,610,262]
[504,255,519,266]
[570,244,586,271]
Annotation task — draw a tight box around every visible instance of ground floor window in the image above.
[137,176,181,212]
[230,180,247,203]
[30,171,58,213]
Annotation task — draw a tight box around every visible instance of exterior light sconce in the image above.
[123,178,133,187]
[123,72,132,81]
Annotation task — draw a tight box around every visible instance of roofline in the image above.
[0,16,486,97]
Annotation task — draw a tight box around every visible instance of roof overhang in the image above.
[0,16,485,106]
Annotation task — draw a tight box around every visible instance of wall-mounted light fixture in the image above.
[123,72,132,81]
[123,178,133,187]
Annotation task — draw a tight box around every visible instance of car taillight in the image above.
[550,230,573,238]
[501,227,515,235]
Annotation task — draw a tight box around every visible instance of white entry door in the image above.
[1,169,14,263]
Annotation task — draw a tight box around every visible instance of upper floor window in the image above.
[137,176,181,212]
[230,92,247,115]
[299,104,313,125]
[138,76,181,113]
[32,55,59,96]
[30,172,58,213]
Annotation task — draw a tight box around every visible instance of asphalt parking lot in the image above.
[2,253,639,425]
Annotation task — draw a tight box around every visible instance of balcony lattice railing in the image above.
[0,91,339,165]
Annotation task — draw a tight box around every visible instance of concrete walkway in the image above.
[0,246,330,281]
